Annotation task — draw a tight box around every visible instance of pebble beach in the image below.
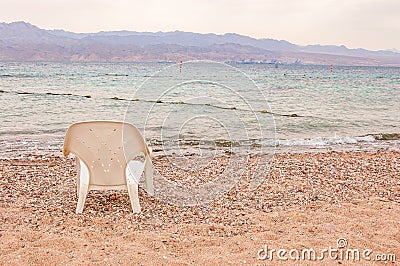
[1,12,400,266]
[1,150,399,265]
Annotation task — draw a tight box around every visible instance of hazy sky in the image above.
[1,0,399,50]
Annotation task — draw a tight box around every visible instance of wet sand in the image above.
[1,151,399,265]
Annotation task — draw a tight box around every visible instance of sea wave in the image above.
[0,128,66,136]
[149,133,399,148]
[1,132,399,158]
[274,135,377,147]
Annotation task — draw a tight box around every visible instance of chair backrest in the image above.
[63,121,150,186]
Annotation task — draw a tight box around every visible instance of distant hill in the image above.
[1,21,399,66]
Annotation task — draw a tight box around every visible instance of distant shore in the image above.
[2,22,400,66]
[1,150,398,265]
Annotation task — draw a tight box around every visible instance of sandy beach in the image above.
[0,150,399,265]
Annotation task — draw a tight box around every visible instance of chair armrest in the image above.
[126,160,145,185]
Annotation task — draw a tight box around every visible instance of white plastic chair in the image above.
[63,121,154,214]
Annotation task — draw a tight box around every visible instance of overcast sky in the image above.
[1,0,399,51]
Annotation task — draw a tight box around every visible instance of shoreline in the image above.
[1,133,400,159]
[1,150,399,265]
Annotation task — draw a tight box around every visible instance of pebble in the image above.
[0,151,398,237]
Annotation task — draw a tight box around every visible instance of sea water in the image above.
[0,61,399,157]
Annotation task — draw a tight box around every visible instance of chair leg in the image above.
[76,182,89,214]
[127,183,141,213]
[76,157,81,197]
[76,159,90,214]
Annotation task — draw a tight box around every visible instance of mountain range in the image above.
[1,21,399,66]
